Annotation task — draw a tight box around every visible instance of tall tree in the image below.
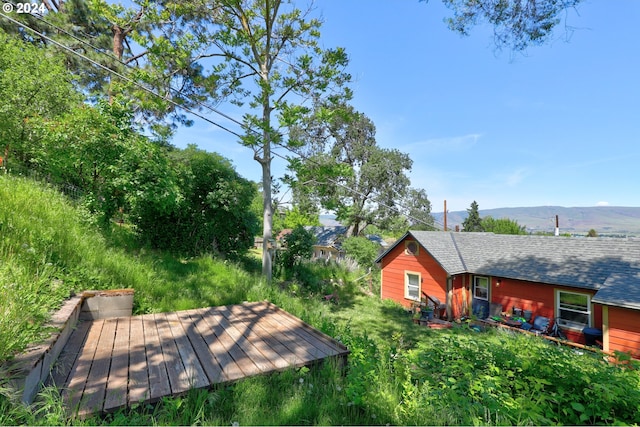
[404,187,435,231]
[462,200,483,232]
[206,0,351,280]
[288,103,412,237]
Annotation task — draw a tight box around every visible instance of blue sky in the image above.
[172,0,640,213]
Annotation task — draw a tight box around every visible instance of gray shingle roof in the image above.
[304,226,348,248]
[380,231,640,310]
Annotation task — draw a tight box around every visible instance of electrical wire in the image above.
[1,9,444,231]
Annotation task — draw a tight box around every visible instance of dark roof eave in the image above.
[374,231,411,264]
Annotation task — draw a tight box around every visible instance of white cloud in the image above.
[596,201,609,207]
[505,168,529,187]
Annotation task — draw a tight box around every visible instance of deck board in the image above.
[127,316,149,405]
[54,302,348,417]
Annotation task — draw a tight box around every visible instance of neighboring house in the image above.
[366,234,390,254]
[376,230,640,358]
[304,226,348,260]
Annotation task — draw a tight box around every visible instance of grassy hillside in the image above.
[0,175,155,359]
[2,176,639,426]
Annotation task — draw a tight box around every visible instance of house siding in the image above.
[381,238,448,309]
[488,277,604,343]
[607,306,640,358]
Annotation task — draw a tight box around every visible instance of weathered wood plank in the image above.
[186,308,244,382]
[104,317,130,411]
[216,306,277,373]
[165,312,209,389]
[127,316,149,405]
[63,319,104,416]
[49,320,90,388]
[224,305,293,370]
[231,302,322,363]
[57,302,348,418]
[141,314,171,401]
[175,310,226,384]
[264,303,344,357]
[199,307,262,377]
[252,305,329,359]
[78,318,117,416]
[155,313,190,394]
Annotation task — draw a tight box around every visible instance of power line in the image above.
[0,10,247,140]
[1,10,442,231]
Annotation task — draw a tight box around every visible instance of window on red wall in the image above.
[405,271,421,301]
[473,276,489,300]
[556,290,591,330]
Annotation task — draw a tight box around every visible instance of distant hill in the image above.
[432,206,640,236]
[319,214,342,226]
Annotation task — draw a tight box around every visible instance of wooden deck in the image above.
[48,301,348,418]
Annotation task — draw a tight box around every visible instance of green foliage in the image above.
[288,103,413,236]
[0,176,160,360]
[481,216,527,235]
[439,0,583,52]
[0,29,80,167]
[136,145,259,256]
[341,236,379,269]
[3,176,640,426]
[404,187,435,230]
[281,206,321,230]
[462,200,484,232]
[277,226,316,278]
[587,228,598,237]
[404,329,640,425]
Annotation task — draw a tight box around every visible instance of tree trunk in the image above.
[260,103,273,281]
[260,161,273,281]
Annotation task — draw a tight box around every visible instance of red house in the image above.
[376,231,640,358]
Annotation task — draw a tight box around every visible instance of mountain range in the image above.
[432,206,640,236]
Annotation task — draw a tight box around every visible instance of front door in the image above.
[471,276,490,318]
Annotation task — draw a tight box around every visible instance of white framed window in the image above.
[405,240,419,256]
[556,290,591,330]
[405,271,421,301]
[473,276,489,301]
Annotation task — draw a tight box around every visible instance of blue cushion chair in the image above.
[531,316,550,335]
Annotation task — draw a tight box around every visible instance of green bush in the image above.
[341,236,379,269]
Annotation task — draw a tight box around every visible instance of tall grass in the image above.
[0,176,161,359]
[2,175,639,426]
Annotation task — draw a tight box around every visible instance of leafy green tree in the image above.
[341,236,379,269]
[481,216,527,235]
[404,187,435,230]
[35,98,181,225]
[161,145,260,256]
[462,200,483,232]
[587,229,598,237]
[437,0,583,51]
[0,29,80,169]
[288,103,412,237]
[202,0,351,280]
[281,206,321,230]
[277,225,315,275]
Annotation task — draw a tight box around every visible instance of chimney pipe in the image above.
[444,200,447,231]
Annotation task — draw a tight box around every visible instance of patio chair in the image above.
[521,316,550,335]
